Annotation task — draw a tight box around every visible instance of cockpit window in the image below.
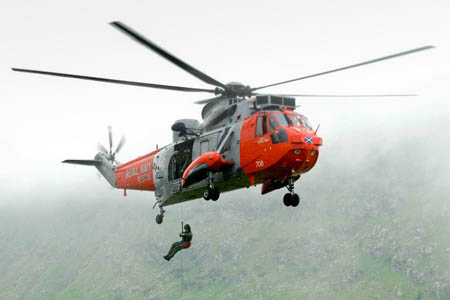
[288,114,301,127]
[268,112,297,131]
[273,113,291,127]
[269,114,279,131]
[271,128,288,144]
[256,115,267,137]
[298,115,313,129]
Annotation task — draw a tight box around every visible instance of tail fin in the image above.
[62,153,116,188]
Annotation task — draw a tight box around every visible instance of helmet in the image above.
[184,224,191,231]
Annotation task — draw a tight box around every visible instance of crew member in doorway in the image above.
[163,224,193,261]
[170,154,178,180]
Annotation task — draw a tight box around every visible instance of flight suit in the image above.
[165,230,193,260]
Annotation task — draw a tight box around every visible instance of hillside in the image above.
[1,130,450,300]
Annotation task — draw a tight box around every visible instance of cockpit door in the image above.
[240,113,272,174]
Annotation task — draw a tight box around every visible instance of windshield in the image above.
[298,115,313,129]
[288,114,301,127]
[273,113,291,127]
[269,114,279,131]
[268,112,297,131]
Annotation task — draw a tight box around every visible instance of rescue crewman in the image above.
[163,224,193,261]
[170,154,178,180]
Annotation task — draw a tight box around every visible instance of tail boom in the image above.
[62,154,116,188]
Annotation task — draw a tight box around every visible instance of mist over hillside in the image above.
[1,114,450,300]
[2,0,449,297]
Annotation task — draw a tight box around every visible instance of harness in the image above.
[181,230,193,248]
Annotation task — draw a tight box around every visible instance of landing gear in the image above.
[203,187,212,200]
[291,193,300,207]
[203,186,220,201]
[211,187,220,201]
[156,214,164,224]
[283,177,300,207]
[283,193,292,206]
[283,192,300,207]
[156,207,165,224]
[203,172,220,201]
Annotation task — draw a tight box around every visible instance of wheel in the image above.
[283,193,292,206]
[156,214,163,224]
[203,187,212,200]
[291,193,300,207]
[211,187,220,201]
[211,188,220,201]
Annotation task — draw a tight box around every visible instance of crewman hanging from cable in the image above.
[163,223,192,261]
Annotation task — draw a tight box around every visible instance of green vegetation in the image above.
[1,136,449,299]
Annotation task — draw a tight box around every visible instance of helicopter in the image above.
[12,21,433,224]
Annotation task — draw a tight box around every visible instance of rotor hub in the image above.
[218,82,252,98]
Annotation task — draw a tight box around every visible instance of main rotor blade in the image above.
[11,68,216,93]
[251,46,434,91]
[253,93,417,97]
[195,95,225,104]
[110,21,227,89]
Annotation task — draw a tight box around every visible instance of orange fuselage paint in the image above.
[240,110,322,184]
[116,150,158,191]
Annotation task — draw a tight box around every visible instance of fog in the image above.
[2,117,449,298]
[2,0,449,203]
[1,0,450,299]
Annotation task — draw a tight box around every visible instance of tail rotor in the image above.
[98,126,126,166]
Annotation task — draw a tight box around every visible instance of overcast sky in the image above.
[1,0,449,205]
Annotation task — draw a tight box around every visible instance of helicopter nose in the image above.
[291,134,322,146]
[285,128,322,174]
[288,126,322,146]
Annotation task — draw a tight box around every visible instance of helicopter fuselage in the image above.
[114,95,322,207]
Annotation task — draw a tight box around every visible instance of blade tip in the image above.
[110,21,125,29]
[420,45,435,51]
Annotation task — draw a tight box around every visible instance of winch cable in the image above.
[180,209,184,299]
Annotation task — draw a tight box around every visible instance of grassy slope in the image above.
[1,138,450,300]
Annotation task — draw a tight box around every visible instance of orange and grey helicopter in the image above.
[12,22,433,224]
